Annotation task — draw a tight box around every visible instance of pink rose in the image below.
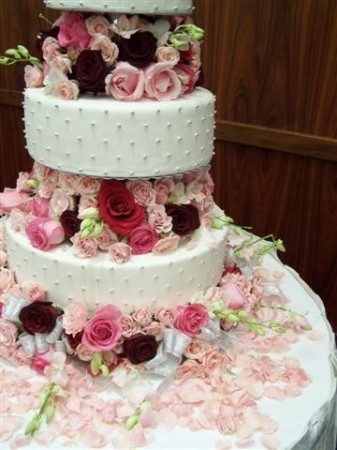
[24,65,43,88]
[174,303,209,337]
[144,62,182,101]
[154,177,175,204]
[108,242,132,264]
[42,37,61,61]
[156,46,180,65]
[142,321,164,341]
[126,180,156,207]
[91,36,119,65]
[155,307,177,326]
[220,281,249,310]
[50,188,76,217]
[203,348,227,379]
[184,339,208,361]
[105,62,145,101]
[54,79,80,100]
[78,195,98,213]
[57,12,91,49]
[85,14,111,37]
[0,268,15,294]
[63,301,88,335]
[0,188,32,215]
[133,308,152,327]
[76,343,94,361]
[26,217,65,251]
[82,305,122,352]
[33,162,55,180]
[96,224,118,251]
[120,314,139,338]
[71,232,98,258]
[48,56,72,74]
[129,224,159,255]
[76,176,102,196]
[147,204,172,234]
[58,172,79,195]
[152,234,180,255]
[0,318,18,347]
[32,196,50,217]
[37,171,58,199]
[22,282,46,302]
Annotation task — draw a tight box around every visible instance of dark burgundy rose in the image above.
[165,204,200,236]
[65,331,83,350]
[74,49,108,93]
[60,209,81,240]
[115,31,157,68]
[35,27,60,59]
[122,333,158,364]
[19,302,59,335]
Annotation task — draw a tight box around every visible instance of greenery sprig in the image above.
[0,45,41,66]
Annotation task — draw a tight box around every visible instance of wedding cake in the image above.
[0,1,336,449]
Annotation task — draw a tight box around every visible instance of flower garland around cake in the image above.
[1,216,316,445]
[0,11,204,101]
[0,162,221,259]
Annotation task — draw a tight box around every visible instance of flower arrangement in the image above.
[0,12,204,101]
[0,162,216,259]
[0,220,314,446]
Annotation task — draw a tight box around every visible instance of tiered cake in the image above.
[0,1,336,449]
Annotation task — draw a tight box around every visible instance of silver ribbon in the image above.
[55,338,67,353]
[145,328,191,377]
[2,297,29,323]
[198,318,221,342]
[46,316,63,344]
[18,332,36,357]
[35,333,49,353]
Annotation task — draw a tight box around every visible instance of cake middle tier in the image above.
[6,221,226,313]
[24,87,215,178]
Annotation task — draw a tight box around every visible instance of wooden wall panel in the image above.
[0,0,336,331]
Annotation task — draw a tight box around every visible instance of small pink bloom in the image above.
[144,62,182,101]
[32,196,50,217]
[76,176,102,196]
[0,188,32,215]
[120,314,139,338]
[91,36,119,65]
[184,339,208,361]
[16,171,32,192]
[85,14,111,36]
[155,307,177,326]
[133,308,152,327]
[154,177,175,204]
[105,62,145,101]
[126,180,156,207]
[63,301,88,335]
[37,171,58,199]
[76,343,94,361]
[58,172,79,195]
[147,204,172,234]
[57,12,91,49]
[22,282,46,302]
[152,234,180,255]
[175,63,199,94]
[42,36,61,61]
[26,217,65,251]
[24,65,43,88]
[0,318,18,347]
[50,188,76,217]
[142,321,164,340]
[54,79,80,100]
[82,305,122,352]
[156,46,180,65]
[129,224,159,255]
[108,242,132,264]
[71,232,98,258]
[0,268,16,294]
[96,224,118,251]
[174,303,209,337]
[32,352,52,374]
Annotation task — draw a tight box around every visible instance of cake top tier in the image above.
[44,0,194,15]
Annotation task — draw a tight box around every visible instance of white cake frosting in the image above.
[24,87,215,178]
[6,220,227,312]
[44,0,194,14]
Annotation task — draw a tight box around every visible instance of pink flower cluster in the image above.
[26,12,203,101]
[0,162,215,259]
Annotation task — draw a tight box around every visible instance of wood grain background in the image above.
[0,0,336,331]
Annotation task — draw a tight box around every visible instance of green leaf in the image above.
[5,48,21,58]
[91,352,103,376]
[17,45,29,57]
[44,400,56,423]
[0,57,10,65]
[100,364,109,377]
[24,414,41,437]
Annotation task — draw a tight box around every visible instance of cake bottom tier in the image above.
[5,220,227,312]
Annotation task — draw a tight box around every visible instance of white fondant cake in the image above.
[44,0,194,14]
[5,220,226,311]
[24,88,215,178]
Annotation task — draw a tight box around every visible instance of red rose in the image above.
[116,31,157,68]
[165,204,200,236]
[74,49,108,93]
[60,209,81,240]
[19,301,59,335]
[98,180,144,236]
[122,333,158,364]
[65,331,83,350]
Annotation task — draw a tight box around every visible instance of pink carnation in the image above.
[133,308,152,327]
[82,305,122,352]
[174,303,209,337]
[126,180,156,207]
[105,62,145,101]
[129,224,159,255]
[26,217,65,251]
[63,301,88,335]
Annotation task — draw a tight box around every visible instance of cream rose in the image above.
[156,46,180,65]
[50,188,76,217]
[108,242,132,264]
[86,14,111,36]
[91,36,119,65]
[126,180,156,207]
